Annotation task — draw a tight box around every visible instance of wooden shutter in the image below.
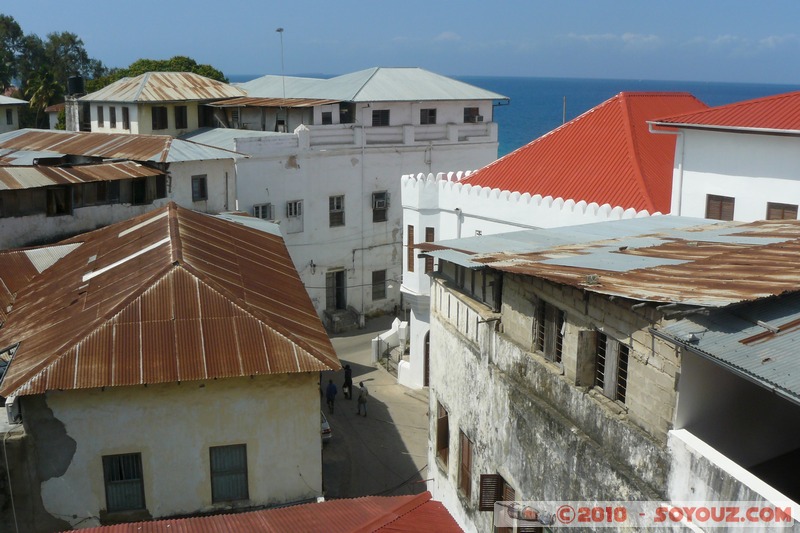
[479,474,503,511]
[767,202,798,220]
[425,227,435,273]
[706,194,735,221]
[407,226,415,272]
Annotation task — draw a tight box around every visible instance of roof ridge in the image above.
[661,90,800,123]
[349,67,381,101]
[133,72,150,102]
[617,93,657,213]
[351,491,433,533]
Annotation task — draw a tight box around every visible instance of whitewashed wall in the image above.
[672,130,800,220]
[35,373,321,529]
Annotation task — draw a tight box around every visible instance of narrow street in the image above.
[320,316,430,499]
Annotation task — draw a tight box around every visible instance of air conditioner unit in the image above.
[475,115,484,122]
[373,198,387,209]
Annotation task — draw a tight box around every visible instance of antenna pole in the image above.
[276,28,286,99]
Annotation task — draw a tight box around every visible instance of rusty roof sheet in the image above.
[208,96,341,108]
[424,217,800,308]
[462,92,708,214]
[0,129,244,163]
[0,161,162,190]
[79,72,245,103]
[0,203,339,397]
[72,492,460,533]
[653,90,800,133]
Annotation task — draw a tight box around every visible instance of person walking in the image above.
[326,379,337,414]
[356,381,368,417]
[343,364,353,399]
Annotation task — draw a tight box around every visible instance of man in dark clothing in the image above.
[343,364,353,399]
[326,379,337,414]
[356,381,368,417]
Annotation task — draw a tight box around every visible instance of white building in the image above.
[652,91,800,222]
[420,217,800,532]
[189,67,508,328]
[0,129,240,249]
[0,95,27,133]
[398,92,708,388]
[0,204,339,531]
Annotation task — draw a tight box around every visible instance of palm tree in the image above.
[26,70,62,128]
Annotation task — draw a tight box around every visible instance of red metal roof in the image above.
[0,203,340,397]
[462,92,708,214]
[71,491,460,533]
[653,90,800,132]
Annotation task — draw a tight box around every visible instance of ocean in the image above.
[229,74,800,157]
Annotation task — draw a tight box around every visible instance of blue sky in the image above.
[5,1,800,84]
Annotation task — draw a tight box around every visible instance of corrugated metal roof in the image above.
[0,203,339,397]
[71,491,459,533]
[0,147,65,165]
[213,212,282,236]
[0,95,27,105]
[0,161,162,190]
[659,293,800,406]
[422,217,800,308]
[461,92,708,213]
[0,129,244,163]
[180,127,287,152]
[79,72,245,103]
[653,90,800,133]
[242,67,508,102]
[208,96,341,108]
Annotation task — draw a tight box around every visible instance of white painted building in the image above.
[0,129,239,249]
[652,91,800,222]
[188,67,507,328]
[0,95,27,133]
[397,93,708,388]
[421,217,800,532]
[0,205,339,531]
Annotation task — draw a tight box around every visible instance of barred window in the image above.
[534,300,565,363]
[103,453,145,512]
[210,444,249,503]
[329,195,345,227]
[595,332,630,404]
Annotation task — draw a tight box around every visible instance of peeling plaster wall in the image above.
[427,274,676,532]
[19,373,320,529]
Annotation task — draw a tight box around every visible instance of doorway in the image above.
[423,331,430,387]
[326,270,347,311]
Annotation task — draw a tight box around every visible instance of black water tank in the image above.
[67,75,85,96]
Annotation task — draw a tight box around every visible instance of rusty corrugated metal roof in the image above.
[0,203,339,397]
[423,217,800,308]
[0,161,162,190]
[208,96,341,108]
[653,90,800,133]
[0,129,244,163]
[462,92,708,214]
[79,72,245,103]
[70,492,460,533]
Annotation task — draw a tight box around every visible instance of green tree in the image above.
[0,14,23,91]
[86,55,227,92]
[25,68,61,127]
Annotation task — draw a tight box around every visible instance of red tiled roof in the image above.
[462,92,708,214]
[0,203,340,397]
[653,90,800,132]
[71,491,461,533]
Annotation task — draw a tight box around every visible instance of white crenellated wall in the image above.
[398,170,658,389]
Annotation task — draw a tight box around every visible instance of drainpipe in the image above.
[454,208,462,239]
[648,122,684,215]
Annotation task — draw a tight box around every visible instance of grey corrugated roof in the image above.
[214,212,282,237]
[658,294,800,406]
[242,68,508,102]
[180,128,286,152]
[0,95,27,105]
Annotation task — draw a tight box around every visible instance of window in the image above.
[420,108,437,125]
[97,105,104,127]
[436,401,449,466]
[705,194,734,221]
[6,108,13,125]
[372,191,389,222]
[152,106,168,130]
[253,203,273,220]
[372,270,387,300]
[407,225,415,272]
[372,109,390,127]
[210,444,249,503]
[767,202,798,220]
[321,111,332,125]
[595,332,630,404]
[534,300,565,363]
[46,187,71,216]
[329,195,345,227]
[175,106,188,129]
[479,474,515,511]
[122,107,130,130]
[132,178,147,205]
[103,453,145,512]
[191,175,208,201]
[459,430,473,498]
[339,102,355,124]
[109,107,116,128]
[287,200,302,218]
[464,107,482,123]
[155,175,167,199]
[425,227,435,273]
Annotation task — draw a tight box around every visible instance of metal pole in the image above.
[276,28,286,100]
